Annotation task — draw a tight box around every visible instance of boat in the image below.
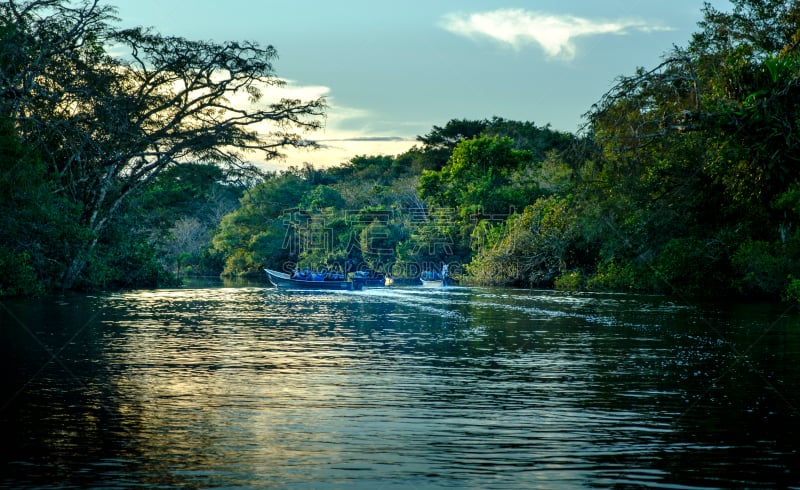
[385,276,421,286]
[421,278,444,287]
[264,268,363,290]
[352,270,386,287]
[420,270,448,287]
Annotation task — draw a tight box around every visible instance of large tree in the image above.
[584,0,800,296]
[588,0,800,217]
[419,135,536,216]
[0,0,325,288]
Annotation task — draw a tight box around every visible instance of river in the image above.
[1,281,799,489]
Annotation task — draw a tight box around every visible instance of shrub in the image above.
[731,239,798,298]
[783,275,800,305]
[554,270,583,291]
[0,248,45,296]
[586,259,639,291]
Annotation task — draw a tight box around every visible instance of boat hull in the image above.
[385,277,422,286]
[264,269,361,290]
[421,276,452,287]
[352,271,386,287]
[421,279,443,287]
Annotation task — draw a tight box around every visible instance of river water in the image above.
[1,281,799,489]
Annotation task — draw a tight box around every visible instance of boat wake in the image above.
[350,286,691,329]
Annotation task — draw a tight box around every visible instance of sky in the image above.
[108,0,732,170]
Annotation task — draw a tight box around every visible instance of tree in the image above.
[0,118,79,295]
[482,117,575,160]
[589,0,800,217]
[582,0,800,296]
[135,163,243,275]
[467,196,579,286]
[211,172,312,275]
[419,135,535,216]
[414,119,491,171]
[0,0,325,288]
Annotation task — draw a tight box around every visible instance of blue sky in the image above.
[109,0,731,169]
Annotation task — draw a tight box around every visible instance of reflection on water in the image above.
[2,285,800,489]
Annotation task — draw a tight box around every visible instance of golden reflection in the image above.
[104,288,364,474]
[7,285,798,488]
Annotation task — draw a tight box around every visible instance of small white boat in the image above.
[420,271,448,287]
[421,278,444,287]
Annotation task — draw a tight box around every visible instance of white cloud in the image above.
[440,9,672,60]
[242,79,416,169]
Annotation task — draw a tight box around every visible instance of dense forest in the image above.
[3,0,800,304]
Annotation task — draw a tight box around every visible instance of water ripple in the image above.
[1,286,798,489]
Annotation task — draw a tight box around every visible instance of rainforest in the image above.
[3,0,800,303]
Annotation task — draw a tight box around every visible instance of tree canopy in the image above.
[4,0,800,305]
[0,0,325,288]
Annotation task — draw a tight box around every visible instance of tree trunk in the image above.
[59,234,99,290]
[61,256,87,290]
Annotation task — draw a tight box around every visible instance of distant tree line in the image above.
[4,0,800,305]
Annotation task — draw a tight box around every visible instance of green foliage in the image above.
[0,249,44,296]
[415,119,491,171]
[300,185,346,209]
[651,237,730,297]
[358,219,403,272]
[0,117,83,295]
[136,163,244,277]
[467,196,579,287]
[327,155,412,184]
[420,135,536,216]
[6,1,800,301]
[415,117,574,172]
[554,270,584,291]
[77,232,179,291]
[212,172,311,276]
[783,275,800,305]
[1,0,325,290]
[577,0,800,299]
[732,239,800,297]
[586,260,642,292]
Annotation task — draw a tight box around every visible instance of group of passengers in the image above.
[292,267,345,281]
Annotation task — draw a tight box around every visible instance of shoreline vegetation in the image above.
[4,1,800,305]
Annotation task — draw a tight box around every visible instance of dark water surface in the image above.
[1,282,799,489]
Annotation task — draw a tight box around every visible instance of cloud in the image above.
[440,9,672,60]
[318,136,409,143]
[239,79,416,168]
